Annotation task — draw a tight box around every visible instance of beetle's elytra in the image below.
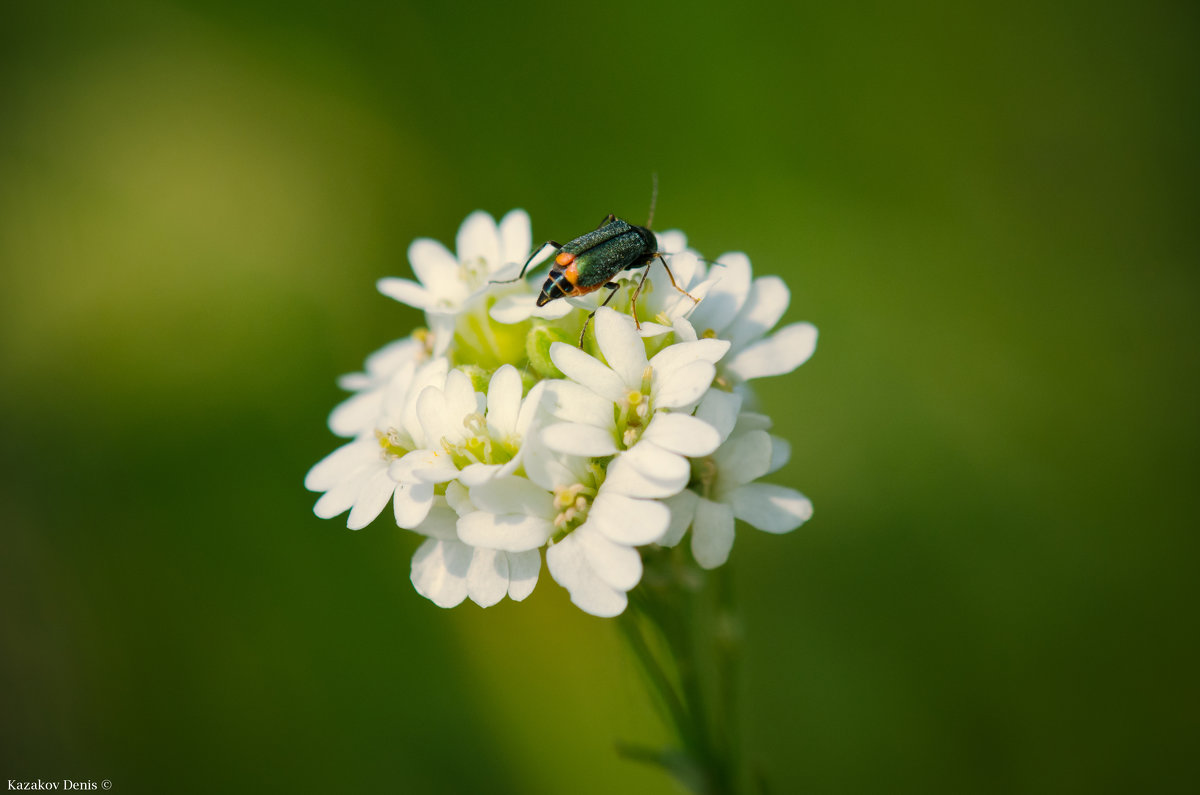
[502,211,698,346]
[534,216,658,306]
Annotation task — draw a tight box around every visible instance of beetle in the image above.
[503,209,698,346]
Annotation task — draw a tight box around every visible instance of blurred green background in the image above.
[2,1,1196,793]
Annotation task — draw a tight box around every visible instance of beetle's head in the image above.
[632,224,658,254]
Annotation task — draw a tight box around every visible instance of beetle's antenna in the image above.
[646,172,659,229]
[660,252,734,270]
[490,240,561,284]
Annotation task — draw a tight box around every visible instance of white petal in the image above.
[691,498,736,569]
[603,442,689,498]
[377,277,432,309]
[725,322,818,381]
[636,322,675,338]
[725,276,790,352]
[688,252,751,335]
[338,373,372,391]
[672,316,698,342]
[768,435,791,473]
[415,385,452,445]
[457,511,554,552]
[363,336,421,377]
[411,538,470,608]
[407,238,460,295]
[653,361,715,409]
[469,475,555,518]
[328,390,384,438]
[729,483,813,533]
[389,448,457,484]
[457,210,501,269]
[414,454,459,483]
[520,436,573,492]
[398,359,450,442]
[649,340,728,408]
[732,412,773,434]
[313,463,374,520]
[305,438,376,491]
[506,550,541,601]
[489,260,524,282]
[347,469,396,530]
[444,368,482,429]
[426,314,457,356]
[542,422,619,457]
[695,389,743,444]
[411,505,460,540]
[543,380,613,427]
[578,526,643,591]
[659,489,699,547]
[485,365,522,437]
[641,413,721,457]
[393,481,434,528]
[587,492,669,545]
[594,307,648,388]
[489,294,538,324]
[650,338,730,374]
[458,462,503,487]
[444,481,474,516]
[529,298,575,320]
[498,209,532,267]
[550,343,627,403]
[467,548,510,607]
[546,534,627,617]
[712,430,773,491]
[514,380,548,437]
[654,229,687,255]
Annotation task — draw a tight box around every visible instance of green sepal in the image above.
[458,364,490,393]
[526,324,573,380]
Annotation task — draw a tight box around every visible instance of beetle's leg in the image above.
[656,253,699,304]
[490,240,562,284]
[578,283,622,348]
[629,267,653,330]
[593,213,617,231]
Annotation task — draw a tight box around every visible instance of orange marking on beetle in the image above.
[563,262,581,286]
[555,252,576,268]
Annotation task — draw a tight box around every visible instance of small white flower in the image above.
[305,357,450,530]
[403,364,545,488]
[660,390,813,568]
[327,335,429,438]
[544,482,668,616]
[676,252,818,385]
[378,210,531,354]
[409,484,540,609]
[542,307,728,498]
[457,434,669,617]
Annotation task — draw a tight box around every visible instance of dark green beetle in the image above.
[508,212,697,345]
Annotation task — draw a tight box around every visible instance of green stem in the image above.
[616,606,696,752]
[616,547,744,795]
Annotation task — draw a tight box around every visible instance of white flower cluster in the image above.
[306,210,817,616]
